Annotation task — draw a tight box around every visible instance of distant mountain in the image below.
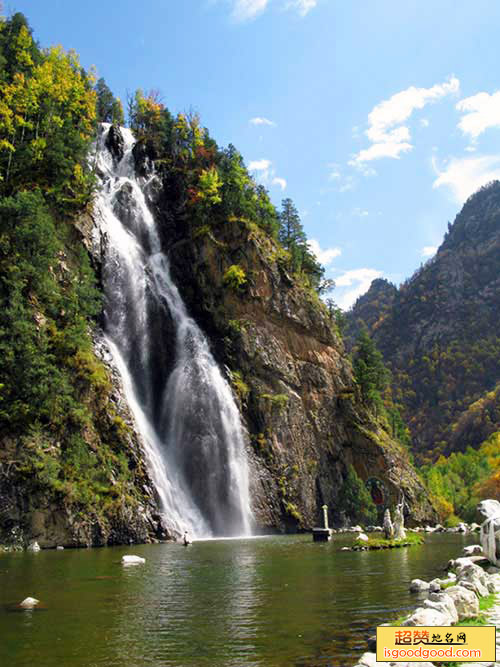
[347,181,500,462]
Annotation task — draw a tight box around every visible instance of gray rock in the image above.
[478,499,500,566]
[463,544,483,556]
[409,578,430,593]
[401,606,451,626]
[444,585,479,620]
[423,592,458,624]
[429,578,441,593]
[456,561,489,597]
[27,542,40,552]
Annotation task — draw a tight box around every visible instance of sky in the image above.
[9,0,500,308]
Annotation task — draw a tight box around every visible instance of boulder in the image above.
[429,578,441,593]
[27,542,40,552]
[357,533,369,542]
[444,585,479,620]
[422,592,458,624]
[457,522,468,533]
[409,578,430,593]
[456,561,489,597]
[463,544,483,556]
[355,652,377,667]
[478,499,500,566]
[19,597,39,608]
[122,554,146,565]
[401,606,451,626]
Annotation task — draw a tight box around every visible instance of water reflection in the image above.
[0,533,473,667]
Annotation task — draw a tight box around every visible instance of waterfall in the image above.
[93,124,252,539]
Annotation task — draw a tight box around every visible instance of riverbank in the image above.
[353,546,500,667]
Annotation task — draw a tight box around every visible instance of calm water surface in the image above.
[0,533,472,666]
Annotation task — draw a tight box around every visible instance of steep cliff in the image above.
[140,170,435,529]
[347,182,500,461]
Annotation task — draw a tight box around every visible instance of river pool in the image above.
[0,532,472,667]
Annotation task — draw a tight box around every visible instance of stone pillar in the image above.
[322,504,329,530]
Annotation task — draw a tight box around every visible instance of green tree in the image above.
[353,330,389,406]
[338,465,377,525]
[95,77,124,125]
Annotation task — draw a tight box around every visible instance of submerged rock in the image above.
[19,597,39,608]
[122,554,146,565]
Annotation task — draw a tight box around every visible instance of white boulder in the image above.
[456,561,489,597]
[478,499,500,566]
[409,578,430,593]
[422,592,458,624]
[429,578,441,593]
[27,542,40,552]
[122,554,146,565]
[401,606,451,627]
[463,544,483,557]
[357,533,369,542]
[19,597,39,608]
[444,585,479,620]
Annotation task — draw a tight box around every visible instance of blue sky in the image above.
[10,0,500,308]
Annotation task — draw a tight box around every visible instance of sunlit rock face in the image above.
[134,142,436,533]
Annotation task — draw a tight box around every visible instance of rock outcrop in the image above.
[143,163,435,531]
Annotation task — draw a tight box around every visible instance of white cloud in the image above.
[231,0,268,21]
[307,239,341,266]
[352,208,369,217]
[351,76,459,165]
[248,158,271,171]
[456,91,500,140]
[328,165,341,181]
[272,176,287,190]
[432,154,500,203]
[334,268,383,310]
[248,158,286,190]
[250,116,276,126]
[420,118,430,127]
[285,0,317,16]
[421,245,437,257]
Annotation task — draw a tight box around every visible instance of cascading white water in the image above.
[93,124,252,539]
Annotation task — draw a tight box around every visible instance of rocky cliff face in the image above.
[347,182,500,461]
[0,212,165,550]
[142,178,435,528]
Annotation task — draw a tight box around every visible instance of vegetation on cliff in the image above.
[0,10,435,542]
[347,182,500,466]
[0,13,157,546]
